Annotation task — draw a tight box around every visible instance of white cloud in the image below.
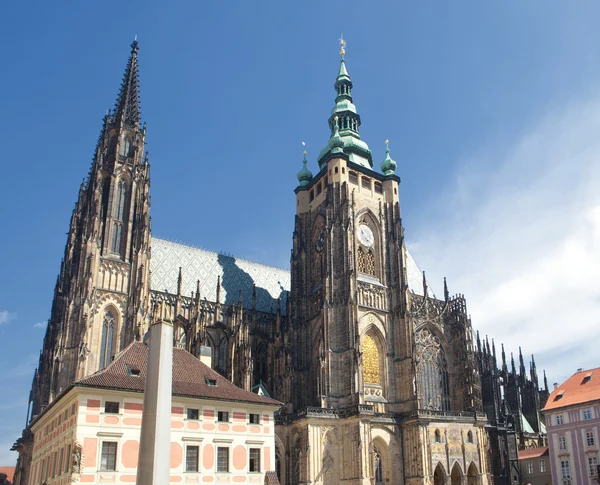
[0,310,15,326]
[409,92,600,385]
[33,321,46,329]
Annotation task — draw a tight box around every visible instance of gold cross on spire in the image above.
[339,35,346,58]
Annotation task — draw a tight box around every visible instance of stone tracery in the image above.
[415,327,450,411]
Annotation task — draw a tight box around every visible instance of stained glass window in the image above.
[415,328,450,411]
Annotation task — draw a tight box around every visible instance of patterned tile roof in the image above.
[542,367,600,411]
[150,237,429,314]
[151,238,290,314]
[77,341,282,407]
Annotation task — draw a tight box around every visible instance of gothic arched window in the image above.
[111,223,122,254]
[217,338,228,374]
[114,180,127,221]
[120,138,131,157]
[99,310,116,369]
[415,328,450,411]
[357,247,376,276]
[362,334,381,385]
[373,447,384,485]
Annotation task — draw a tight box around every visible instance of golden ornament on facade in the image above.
[362,334,380,385]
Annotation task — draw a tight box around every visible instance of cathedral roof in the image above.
[150,238,290,314]
[150,237,431,311]
[77,341,282,406]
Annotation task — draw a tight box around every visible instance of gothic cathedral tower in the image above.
[29,41,152,419]
[276,43,490,485]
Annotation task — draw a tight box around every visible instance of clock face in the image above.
[315,229,326,253]
[357,224,374,248]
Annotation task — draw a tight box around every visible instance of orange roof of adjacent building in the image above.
[0,466,15,482]
[518,447,549,460]
[542,367,600,411]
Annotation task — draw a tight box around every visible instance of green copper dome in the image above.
[318,47,373,170]
[380,141,397,176]
[296,151,313,187]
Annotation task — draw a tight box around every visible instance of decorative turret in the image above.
[381,139,397,175]
[113,39,141,128]
[318,38,373,169]
[296,150,313,187]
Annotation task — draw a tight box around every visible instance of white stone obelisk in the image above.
[136,302,173,485]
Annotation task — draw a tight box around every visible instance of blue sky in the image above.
[2,0,600,464]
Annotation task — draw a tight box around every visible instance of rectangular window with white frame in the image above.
[526,461,533,474]
[587,431,595,447]
[559,436,567,451]
[249,413,260,424]
[583,408,592,420]
[589,455,598,477]
[217,447,229,473]
[187,408,199,420]
[186,445,199,472]
[100,441,118,471]
[540,459,546,473]
[556,414,564,425]
[104,401,119,414]
[249,448,261,473]
[561,460,572,485]
[217,411,229,422]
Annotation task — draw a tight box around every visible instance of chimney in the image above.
[553,382,558,390]
[199,346,212,368]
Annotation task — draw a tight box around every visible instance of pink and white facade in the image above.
[28,342,281,484]
[543,367,600,485]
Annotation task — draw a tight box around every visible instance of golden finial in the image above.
[334,115,339,121]
[385,139,389,146]
[303,150,307,156]
[339,35,346,58]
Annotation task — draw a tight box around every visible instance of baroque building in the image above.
[14,40,548,485]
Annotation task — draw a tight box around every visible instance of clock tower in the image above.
[280,41,407,485]
[277,40,488,485]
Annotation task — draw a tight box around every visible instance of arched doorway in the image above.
[434,463,446,485]
[451,462,463,485]
[467,463,479,485]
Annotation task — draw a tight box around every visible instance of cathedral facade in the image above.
[13,41,547,485]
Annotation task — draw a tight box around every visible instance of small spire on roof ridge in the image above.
[381,139,397,176]
[296,147,313,187]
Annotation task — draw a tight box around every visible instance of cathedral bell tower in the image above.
[29,40,152,419]
[290,39,402,413]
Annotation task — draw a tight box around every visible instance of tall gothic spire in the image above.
[317,38,373,169]
[113,39,141,128]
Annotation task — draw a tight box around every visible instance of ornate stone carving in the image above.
[357,281,386,310]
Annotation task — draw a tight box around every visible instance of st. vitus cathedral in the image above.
[13,41,549,485]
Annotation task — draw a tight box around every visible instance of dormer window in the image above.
[205,377,217,386]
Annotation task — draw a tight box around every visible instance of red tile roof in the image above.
[0,466,15,482]
[76,342,281,407]
[542,367,600,411]
[518,447,549,460]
